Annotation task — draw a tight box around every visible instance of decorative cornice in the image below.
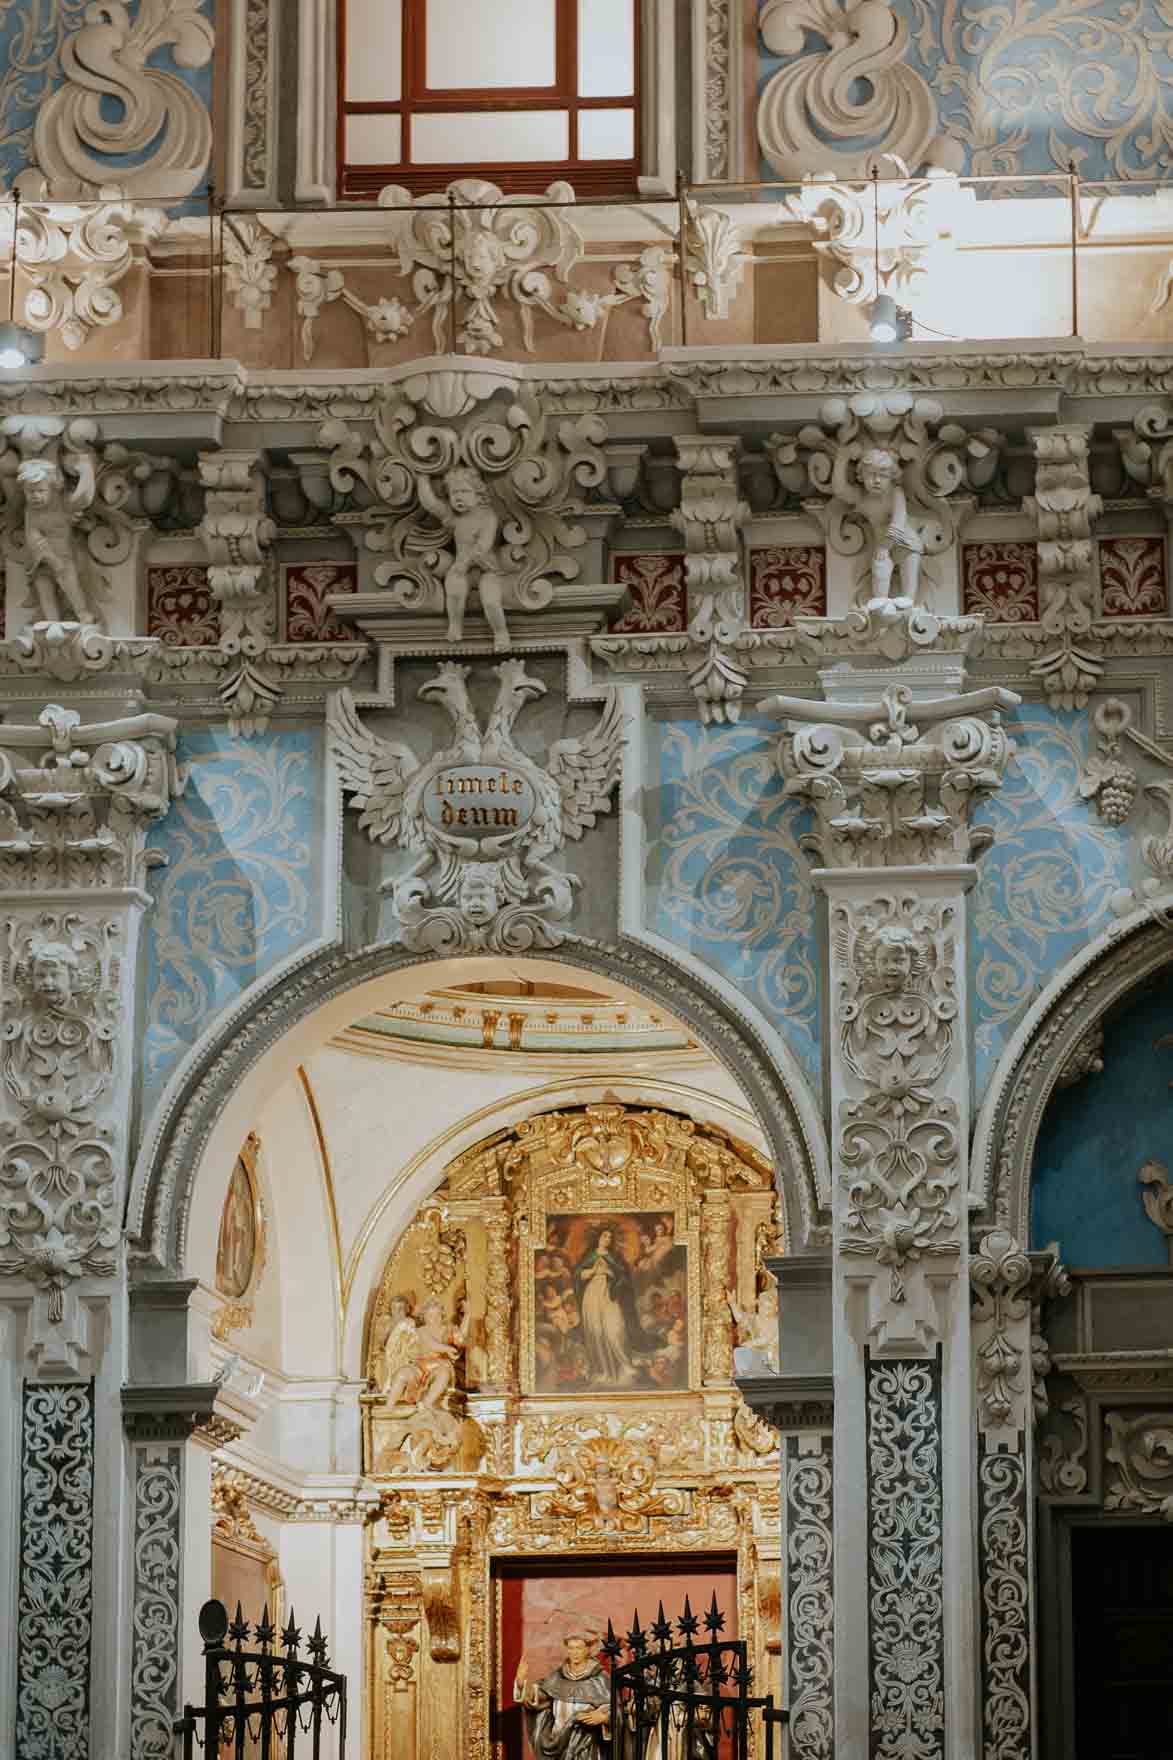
[737,1372,834,1433]
[121,1381,258,1446]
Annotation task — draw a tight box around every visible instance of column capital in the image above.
[764,684,1020,869]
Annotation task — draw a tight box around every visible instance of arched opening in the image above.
[137,945,823,1760]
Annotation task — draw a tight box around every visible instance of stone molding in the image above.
[121,1381,259,1447]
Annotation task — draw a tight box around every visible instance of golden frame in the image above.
[212,1131,268,1342]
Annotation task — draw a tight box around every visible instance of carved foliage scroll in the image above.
[17,1381,95,1760]
[866,1354,944,1760]
[785,1433,834,1760]
[130,1446,184,1760]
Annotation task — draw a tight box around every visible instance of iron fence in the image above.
[174,1598,347,1760]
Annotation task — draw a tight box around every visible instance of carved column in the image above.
[767,671,1018,1760]
[1025,425,1104,709]
[481,1199,514,1391]
[0,704,180,1760]
[700,1183,734,1384]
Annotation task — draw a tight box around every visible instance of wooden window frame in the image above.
[338,0,640,199]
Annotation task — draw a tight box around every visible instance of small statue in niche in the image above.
[18,458,103,626]
[728,1278,779,1374]
[418,464,511,650]
[514,1630,611,1758]
[851,446,924,608]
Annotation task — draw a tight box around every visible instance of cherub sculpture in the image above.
[729,1279,780,1374]
[417,464,510,650]
[18,458,103,626]
[382,1297,468,1411]
[852,446,924,606]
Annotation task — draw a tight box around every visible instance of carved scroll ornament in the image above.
[321,384,607,644]
[33,0,215,200]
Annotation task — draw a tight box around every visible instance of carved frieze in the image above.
[331,660,624,954]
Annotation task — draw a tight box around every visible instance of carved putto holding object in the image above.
[321,383,606,647]
[330,660,625,954]
[0,416,156,634]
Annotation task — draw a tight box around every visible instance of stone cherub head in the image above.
[854,923,927,996]
[25,937,85,1011]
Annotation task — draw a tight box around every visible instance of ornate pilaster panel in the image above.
[0,705,179,1366]
[770,675,1015,1760]
[701,1186,733,1383]
[481,1200,514,1390]
[970,1231,1034,1760]
[129,1445,184,1760]
[1025,426,1104,708]
[784,1433,834,1760]
[866,1352,945,1760]
[16,1381,95,1760]
[226,0,278,206]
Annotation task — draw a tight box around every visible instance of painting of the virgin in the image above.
[532,1213,688,1394]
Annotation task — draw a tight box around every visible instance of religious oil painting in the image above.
[533,1211,688,1394]
[495,1560,737,1760]
[215,1146,258,1300]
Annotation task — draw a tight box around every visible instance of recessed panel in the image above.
[411,110,569,163]
[578,107,635,161]
[578,0,634,95]
[425,0,556,88]
[345,112,403,165]
[345,0,402,102]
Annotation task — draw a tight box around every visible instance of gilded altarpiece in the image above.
[361,1104,785,1760]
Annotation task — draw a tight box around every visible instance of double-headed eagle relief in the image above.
[330,660,626,953]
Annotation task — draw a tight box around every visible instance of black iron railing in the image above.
[607,1595,788,1760]
[174,1598,347,1760]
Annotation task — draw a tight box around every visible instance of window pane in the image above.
[425,0,556,88]
[346,0,401,103]
[346,112,403,164]
[412,110,569,162]
[578,108,634,160]
[578,0,634,95]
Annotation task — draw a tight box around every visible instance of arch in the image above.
[129,934,828,1278]
[971,904,1173,1243]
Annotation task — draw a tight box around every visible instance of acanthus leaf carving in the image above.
[32,0,215,201]
[830,894,962,1312]
[970,1230,1032,1432]
[321,383,608,647]
[1105,1410,1173,1517]
[783,165,967,322]
[290,182,670,363]
[0,703,180,893]
[1025,426,1104,709]
[0,913,123,1319]
[671,436,749,723]
[330,661,625,954]
[196,450,277,655]
[681,198,744,320]
[756,0,961,181]
[14,198,166,352]
[765,683,1019,869]
[222,218,278,330]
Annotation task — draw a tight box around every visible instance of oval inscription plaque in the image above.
[423,764,536,839]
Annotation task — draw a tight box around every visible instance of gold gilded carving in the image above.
[421,1567,461,1662]
[364,1103,782,1760]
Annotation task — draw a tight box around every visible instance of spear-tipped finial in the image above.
[651,1601,673,1646]
[704,1593,725,1638]
[282,1610,301,1654]
[228,1601,250,1646]
[678,1595,699,1641]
